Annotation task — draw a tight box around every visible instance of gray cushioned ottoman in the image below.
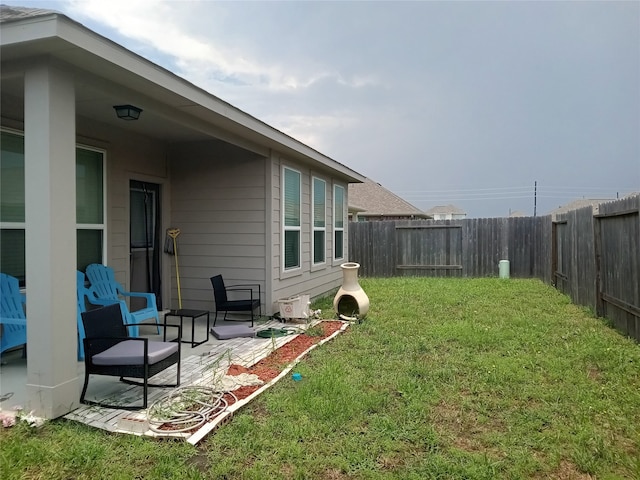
[210,325,255,340]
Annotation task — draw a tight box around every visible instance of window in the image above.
[312,177,326,264]
[0,130,105,284]
[0,132,26,283]
[282,167,301,270]
[76,146,105,272]
[333,184,345,260]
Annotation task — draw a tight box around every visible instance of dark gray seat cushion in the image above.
[92,340,178,366]
[211,325,255,340]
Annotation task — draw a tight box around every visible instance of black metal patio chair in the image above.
[210,275,261,327]
[80,303,181,410]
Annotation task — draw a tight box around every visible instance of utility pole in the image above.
[533,181,537,217]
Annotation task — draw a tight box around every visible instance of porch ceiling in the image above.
[1,61,242,146]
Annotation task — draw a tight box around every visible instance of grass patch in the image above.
[2,278,639,479]
[0,419,202,479]
[205,278,640,479]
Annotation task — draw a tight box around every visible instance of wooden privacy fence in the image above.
[348,195,639,341]
[349,216,553,282]
[554,195,639,341]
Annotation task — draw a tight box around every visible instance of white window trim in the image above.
[282,166,302,272]
[333,183,345,262]
[0,129,107,277]
[311,176,327,268]
[76,143,107,267]
[0,128,26,232]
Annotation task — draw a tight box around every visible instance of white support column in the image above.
[24,61,79,419]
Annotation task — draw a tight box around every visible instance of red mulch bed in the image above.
[225,321,344,400]
[153,321,344,433]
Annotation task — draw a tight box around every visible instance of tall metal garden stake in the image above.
[167,228,182,309]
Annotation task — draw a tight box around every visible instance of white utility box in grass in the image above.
[278,294,310,320]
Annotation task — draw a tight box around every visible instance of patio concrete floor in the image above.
[0,313,341,443]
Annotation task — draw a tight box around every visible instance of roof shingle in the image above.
[348,178,428,218]
[0,4,59,22]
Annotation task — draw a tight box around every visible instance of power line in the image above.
[393,185,634,201]
[399,195,605,202]
[402,192,534,199]
[396,185,533,194]
[400,193,620,200]
[395,186,634,195]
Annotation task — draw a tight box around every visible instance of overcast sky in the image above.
[16,0,640,218]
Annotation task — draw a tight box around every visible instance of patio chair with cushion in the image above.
[86,263,160,337]
[80,303,181,410]
[210,274,261,328]
[0,273,27,357]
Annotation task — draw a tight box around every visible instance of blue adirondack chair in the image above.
[0,273,27,357]
[77,271,87,360]
[77,270,134,359]
[76,270,98,360]
[85,264,160,337]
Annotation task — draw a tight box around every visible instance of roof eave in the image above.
[1,12,366,182]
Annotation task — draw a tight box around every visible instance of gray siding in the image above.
[270,155,347,312]
[168,141,267,312]
[59,119,357,317]
[80,120,169,294]
[77,127,353,316]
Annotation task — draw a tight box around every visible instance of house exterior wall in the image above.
[55,117,353,317]
[167,140,267,312]
[270,154,347,313]
[97,139,353,316]
[3,97,353,320]
[75,118,171,304]
[1,91,171,295]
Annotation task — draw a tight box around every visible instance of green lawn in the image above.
[2,278,639,479]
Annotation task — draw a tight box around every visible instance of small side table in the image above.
[164,309,210,348]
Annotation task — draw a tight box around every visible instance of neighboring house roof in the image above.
[548,198,614,218]
[348,178,430,218]
[509,210,526,217]
[0,5,365,184]
[425,204,467,216]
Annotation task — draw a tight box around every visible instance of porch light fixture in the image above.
[113,104,142,121]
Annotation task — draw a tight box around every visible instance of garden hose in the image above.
[255,327,298,338]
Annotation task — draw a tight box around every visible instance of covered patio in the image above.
[2,315,349,444]
[0,6,363,420]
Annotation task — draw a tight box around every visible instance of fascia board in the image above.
[0,14,61,46]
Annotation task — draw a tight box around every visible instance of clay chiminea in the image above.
[333,262,369,321]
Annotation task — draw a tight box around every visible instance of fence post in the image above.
[593,215,604,317]
[551,220,557,287]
